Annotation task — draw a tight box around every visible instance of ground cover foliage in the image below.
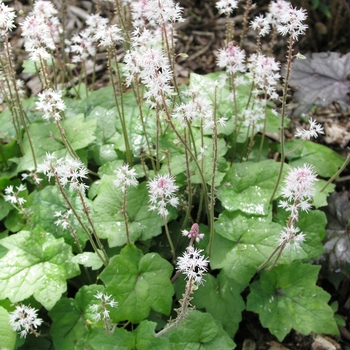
[0,0,349,349]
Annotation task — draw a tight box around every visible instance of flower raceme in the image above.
[147,174,179,217]
[259,164,317,271]
[278,164,317,250]
[216,42,246,75]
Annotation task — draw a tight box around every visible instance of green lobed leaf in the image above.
[191,270,245,337]
[0,109,16,138]
[30,186,88,250]
[70,251,104,270]
[162,310,235,350]
[274,209,326,262]
[212,211,284,285]
[134,321,170,350]
[313,179,335,208]
[247,261,339,341]
[0,306,16,350]
[50,284,106,350]
[99,245,174,323]
[17,114,96,172]
[89,327,135,350]
[64,114,96,150]
[284,140,345,178]
[93,176,163,247]
[0,227,80,310]
[87,106,120,144]
[117,95,157,155]
[49,298,87,350]
[0,196,14,221]
[86,106,120,165]
[218,160,289,215]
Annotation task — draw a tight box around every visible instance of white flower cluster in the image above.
[172,87,227,130]
[67,13,122,63]
[89,291,118,322]
[147,174,179,217]
[0,78,25,105]
[242,104,265,130]
[21,167,43,185]
[278,164,317,250]
[54,209,73,230]
[215,0,239,16]
[21,1,61,61]
[37,153,89,192]
[276,5,308,41]
[143,0,184,25]
[247,54,281,100]
[124,46,173,107]
[295,118,324,140]
[176,247,209,286]
[216,42,246,75]
[9,304,43,339]
[0,0,16,37]
[36,89,66,122]
[250,14,271,37]
[114,164,138,193]
[4,184,26,206]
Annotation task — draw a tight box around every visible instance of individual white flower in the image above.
[295,118,324,140]
[21,167,43,185]
[176,246,209,285]
[114,164,138,193]
[9,304,43,338]
[147,174,179,217]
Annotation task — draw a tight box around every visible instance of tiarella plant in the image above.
[0,0,347,349]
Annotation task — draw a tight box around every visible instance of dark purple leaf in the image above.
[322,191,350,272]
[289,52,350,116]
